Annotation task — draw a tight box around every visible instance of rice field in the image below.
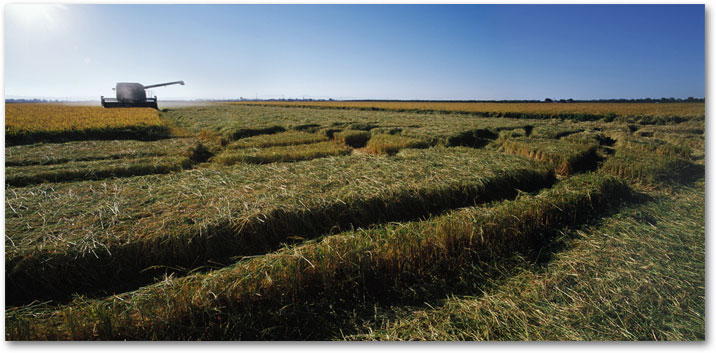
[231,101,705,120]
[5,103,170,144]
[4,102,705,341]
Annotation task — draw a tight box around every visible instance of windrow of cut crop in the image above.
[444,128,499,148]
[214,141,352,165]
[5,125,173,146]
[646,133,704,158]
[5,156,195,187]
[226,131,329,149]
[364,134,429,155]
[5,173,631,340]
[560,130,614,146]
[600,140,694,185]
[530,125,585,139]
[614,137,691,158]
[332,130,372,148]
[5,138,199,167]
[5,151,555,305]
[500,138,600,175]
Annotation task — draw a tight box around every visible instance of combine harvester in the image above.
[101,80,185,109]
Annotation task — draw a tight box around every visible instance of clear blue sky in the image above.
[4,4,705,100]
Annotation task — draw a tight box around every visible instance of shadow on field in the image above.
[6,170,556,306]
[5,125,173,146]
[208,195,643,340]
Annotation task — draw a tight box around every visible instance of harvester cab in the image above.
[101,80,185,109]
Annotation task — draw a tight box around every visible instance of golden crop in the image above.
[5,103,162,134]
[232,101,705,118]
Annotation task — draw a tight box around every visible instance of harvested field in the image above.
[162,104,531,142]
[6,147,554,304]
[5,138,198,166]
[333,130,372,148]
[5,173,630,340]
[600,146,693,184]
[352,180,705,341]
[4,102,705,341]
[5,155,194,187]
[215,140,352,165]
[226,130,329,149]
[365,134,429,154]
[500,137,600,175]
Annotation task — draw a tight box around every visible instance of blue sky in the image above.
[4,4,705,100]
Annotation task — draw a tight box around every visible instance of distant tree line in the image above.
[6,97,705,104]
[233,97,705,103]
[542,97,704,103]
[6,98,66,103]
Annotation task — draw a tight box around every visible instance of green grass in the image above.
[5,148,553,305]
[226,130,329,149]
[351,179,704,341]
[364,134,429,154]
[214,140,352,165]
[4,173,630,340]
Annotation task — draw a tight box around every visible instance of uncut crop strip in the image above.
[5,173,631,340]
[5,148,554,305]
[5,156,195,187]
[500,138,600,176]
[214,141,352,165]
[5,138,198,166]
[5,104,170,145]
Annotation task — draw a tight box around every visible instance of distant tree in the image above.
[544,98,553,102]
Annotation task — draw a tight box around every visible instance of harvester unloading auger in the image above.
[101,80,185,109]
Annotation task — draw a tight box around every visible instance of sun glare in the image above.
[7,4,68,32]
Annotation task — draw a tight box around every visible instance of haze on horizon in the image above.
[4,4,705,101]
